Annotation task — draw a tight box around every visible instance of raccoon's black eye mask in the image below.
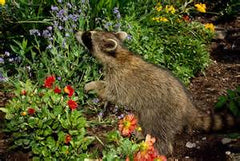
[82,31,93,51]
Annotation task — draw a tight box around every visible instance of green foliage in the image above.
[0,80,92,160]
[215,86,240,117]
[120,2,213,84]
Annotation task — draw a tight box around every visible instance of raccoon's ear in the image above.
[115,31,128,41]
[104,39,118,52]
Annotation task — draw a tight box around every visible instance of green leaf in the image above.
[229,101,238,116]
[53,105,63,115]
[46,136,56,150]
[215,96,227,109]
[227,89,235,99]
[43,126,52,136]
[0,108,9,113]
[32,157,41,161]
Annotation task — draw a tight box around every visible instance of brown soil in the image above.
[169,16,240,161]
[0,16,239,161]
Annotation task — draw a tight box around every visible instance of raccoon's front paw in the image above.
[84,81,97,93]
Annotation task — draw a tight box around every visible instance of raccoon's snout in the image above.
[76,31,93,51]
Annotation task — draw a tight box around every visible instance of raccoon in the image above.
[76,30,236,155]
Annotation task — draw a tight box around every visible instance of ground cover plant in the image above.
[0,0,216,160]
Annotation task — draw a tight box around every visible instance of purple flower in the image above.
[72,14,79,22]
[47,26,53,31]
[0,58,4,63]
[92,98,99,104]
[4,51,10,57]
[42,30,51,38]
[58,26,63,30]
[81,0,85,3]
[29,29,41,36]
[46,44,52,49]
[98,112,103,117]
[51,6,59,11]
[58,0,62,3]
[114,23,121,30]
[78,9,82,13]
[113,7,119,14]
[118,114,125,119]
[0,73,8,82]
[126,34,132,40]
[57,9,65,19]
[57,76,61,81]
[116,13,121,19]
[104,22,112,30]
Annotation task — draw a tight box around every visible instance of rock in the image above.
[221,138,232,145]
[202,137,207,141]
[186,141,196,148]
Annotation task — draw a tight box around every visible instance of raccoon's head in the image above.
[76,30,128,64]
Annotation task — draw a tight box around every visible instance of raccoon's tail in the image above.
[193,113,239,132]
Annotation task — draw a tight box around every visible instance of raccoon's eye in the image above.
[82,31,92,50]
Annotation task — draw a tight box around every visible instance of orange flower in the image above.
[67,99,78,110]
[54,86,61,94]
[154,155,167,161]
[126,156,130,161]
[44,75,55,88]
[27,108,35,115]
[64,85,74,97]
[65,134,71,144]
[134,135,158,161]
[118,114,137,137]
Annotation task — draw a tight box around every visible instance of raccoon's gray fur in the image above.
[76,31,236,155]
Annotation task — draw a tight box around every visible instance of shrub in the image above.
[0,76,167,160]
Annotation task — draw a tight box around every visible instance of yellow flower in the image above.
[0,0,5,5]
[21,111,27,116]
[195,3,206,13]
[204,23,215,32]
[165,5,176,14]
[152,17,168,22]
[155,3,162,12]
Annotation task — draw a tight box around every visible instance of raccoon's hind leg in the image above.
[138,108,180,155]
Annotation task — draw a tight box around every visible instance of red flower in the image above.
[67,99,78,110]
[44,75,55,88]
[118,114,137,137]
[64,134,71,144]
[134,135,159,161]
[21,90,27,95]
[27,108,35,115]
[182,15,190,22]
[154,155,167,161]
[54,86,61,94]
[64,85,74,97]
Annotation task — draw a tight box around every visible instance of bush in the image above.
[0,76,167,160]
